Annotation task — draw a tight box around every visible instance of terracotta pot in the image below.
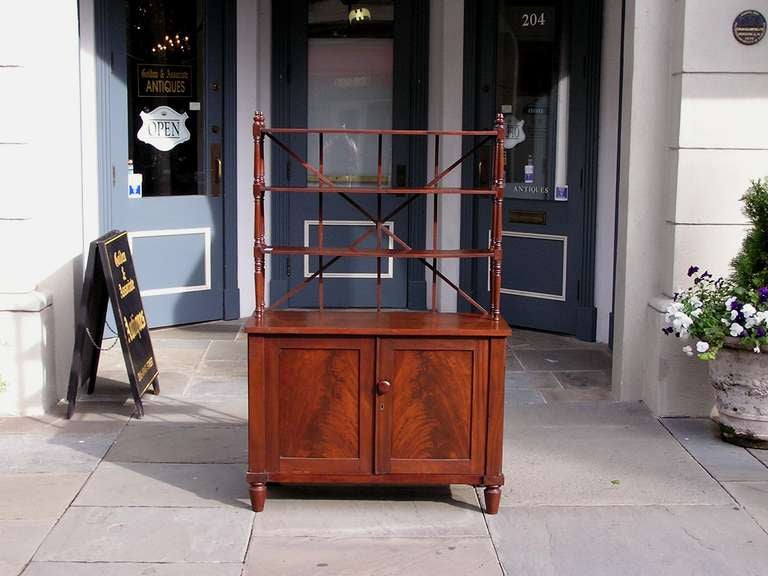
[709,345,768,449]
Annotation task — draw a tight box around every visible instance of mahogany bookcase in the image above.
[245,112,511,514]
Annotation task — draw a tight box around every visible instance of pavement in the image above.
[1,321,768,575]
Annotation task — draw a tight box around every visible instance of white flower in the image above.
[730,323,745,337]
[755,311,768,325]
[725,296,737,310]
[696,341,710,353]
[755,346,762,354]
[664,302,684,323]
[731,309,740,321]
[722,318,730,325]
[682,345,694,357]
[742,304,757,318]
[689,296,703,309]
[691,308,703,318]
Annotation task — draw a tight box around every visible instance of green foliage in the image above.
[732,179,768,289]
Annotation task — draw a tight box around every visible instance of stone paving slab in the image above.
[540,387,613,402]
[150,321,242,341]
[105,423,247,463]
[0,562,25,576]
[91,370,192,399]
[34,507,253,563]
[505,400,656,429]
[184,376,248,399]
[487,505,768,576]
[554,370,611,389]
[0,473,88,520]
[662,418,768,482]
[251,485,487,538]
[138,396,247,424]
[0,519,57,565]
[22,563,243,576]
[723,482,768,532]
[74,462,248,508]
[501,413,731,506]
[506,329,601,350]
[0,433,118,474]
[749,448,768,467]
[243,536,502,576]
[505,371,561,390]
[515,349,611,372]
[505,353,524,371]
[506,389,546,406]
[204,340,247,362]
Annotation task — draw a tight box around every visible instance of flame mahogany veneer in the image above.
[245,311,510,514]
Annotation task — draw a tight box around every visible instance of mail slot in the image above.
[508,209,547,225]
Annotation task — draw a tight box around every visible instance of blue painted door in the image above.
[464,0,601,340]
[271,0,429,310]
[105,0,225,327]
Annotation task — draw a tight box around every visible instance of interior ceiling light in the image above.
[348,7,371,23]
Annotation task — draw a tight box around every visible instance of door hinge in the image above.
[286,258,292,278]
[112,165,116,188]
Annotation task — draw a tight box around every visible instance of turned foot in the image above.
[249,483,266,512]
[484,486,501,514]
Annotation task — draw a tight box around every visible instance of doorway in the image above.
[270,0,429,309]
[461,0,602,340]
[99,0,237,327]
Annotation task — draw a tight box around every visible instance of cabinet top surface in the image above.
[245,310,512,337]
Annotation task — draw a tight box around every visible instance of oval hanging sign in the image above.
[733,10,766,46]
[137,106,191,151]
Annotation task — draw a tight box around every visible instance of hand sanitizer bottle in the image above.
[524,155,535,184]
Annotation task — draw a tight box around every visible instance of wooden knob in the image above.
[377,380,391,395]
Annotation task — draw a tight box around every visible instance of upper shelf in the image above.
[264,127,497,137]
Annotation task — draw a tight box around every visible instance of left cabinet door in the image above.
[263,337,374,474]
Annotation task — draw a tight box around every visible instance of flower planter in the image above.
[709,345,768,449]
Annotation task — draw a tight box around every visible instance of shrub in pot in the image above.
[664,179,768,449]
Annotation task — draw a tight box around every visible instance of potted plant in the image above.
[664,179,768,449]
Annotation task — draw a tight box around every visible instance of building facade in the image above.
[1,0,766,416]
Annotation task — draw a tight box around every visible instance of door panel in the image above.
[106,0,225,326]
[265,337,374,474]
[463,0,601,339]
[271,0,428,309]
[376,338,487,474]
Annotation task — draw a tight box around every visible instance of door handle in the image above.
[211,143,222,197]
[377,380,391,395]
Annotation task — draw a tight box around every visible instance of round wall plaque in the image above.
[733,10,767,46]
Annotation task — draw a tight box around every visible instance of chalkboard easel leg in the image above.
[128,378,145,419]
[152,378,160,395]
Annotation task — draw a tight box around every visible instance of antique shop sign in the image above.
[733,10,766,45]
[137,64,192,97]
[137,106,191,151]
[67,230,159,419]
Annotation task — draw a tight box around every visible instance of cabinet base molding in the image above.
[246,310,510,514]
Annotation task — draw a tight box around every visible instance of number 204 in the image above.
[522,12,546,27]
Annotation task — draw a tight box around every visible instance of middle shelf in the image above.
[262,247,494,258]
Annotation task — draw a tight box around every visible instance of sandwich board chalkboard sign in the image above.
[67,230,159,418]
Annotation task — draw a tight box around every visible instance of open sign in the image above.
[137,106,191,151]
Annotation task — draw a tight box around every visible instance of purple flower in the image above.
[687,266,699,277]
[759,286,768,302]
[758,327,766,338]
[731,299,743,311]
[662,327,674,335]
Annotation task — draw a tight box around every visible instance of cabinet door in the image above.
[376,338,487,475]
[265,337,374,474]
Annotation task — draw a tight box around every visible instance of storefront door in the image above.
[463,0,602,339]
[101,0,232,326]
[271,0,429,309]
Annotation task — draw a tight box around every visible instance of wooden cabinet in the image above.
[246,311,510,514]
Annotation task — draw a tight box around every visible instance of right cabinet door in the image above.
[376,338,488,475]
